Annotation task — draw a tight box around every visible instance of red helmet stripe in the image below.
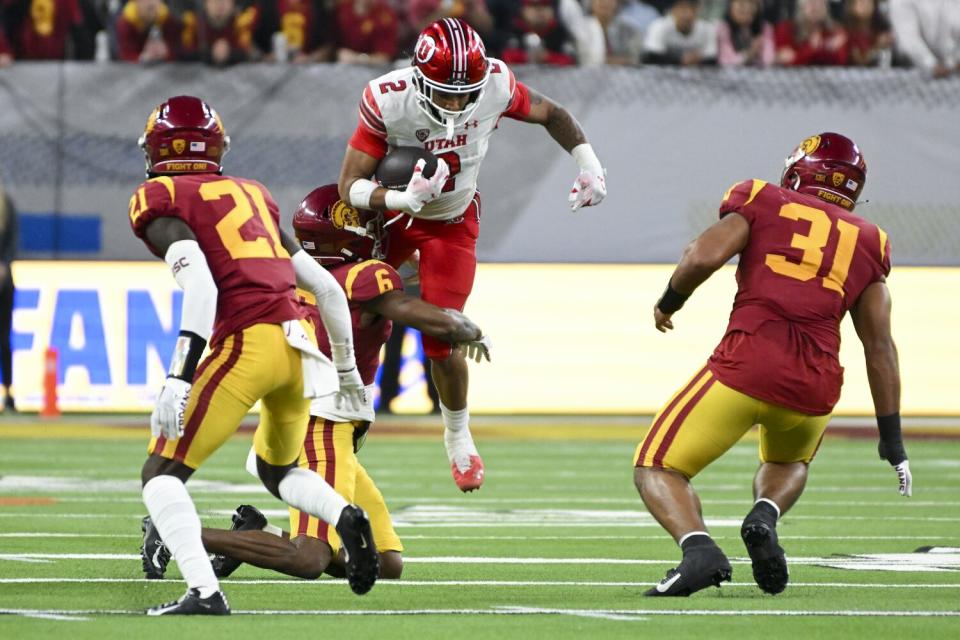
[444,17,466,83]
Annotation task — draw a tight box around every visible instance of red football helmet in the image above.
[412,18,490,133]
[781,132,866,211]
[139,95,230,176]
[293,184,386,266]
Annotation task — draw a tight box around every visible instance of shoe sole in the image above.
[340,512,379,595]
[741,521,789,595]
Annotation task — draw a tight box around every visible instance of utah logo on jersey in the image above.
[416,128,430,142]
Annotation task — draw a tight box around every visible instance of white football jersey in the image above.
[355,58,527,221]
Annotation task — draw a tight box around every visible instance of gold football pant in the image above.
[634,365,830,478]
[288,417,403,554]
[148,323,311,469]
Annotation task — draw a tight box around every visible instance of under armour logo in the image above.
[464,120,479,129]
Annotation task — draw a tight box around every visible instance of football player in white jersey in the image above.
[337,18,607,492]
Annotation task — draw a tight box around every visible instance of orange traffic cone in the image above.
[40,347,60,418]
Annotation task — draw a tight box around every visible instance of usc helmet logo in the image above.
[172,139,186,154]
[331,201,360,230]
[800,135,821,155]
[832,172,845,187]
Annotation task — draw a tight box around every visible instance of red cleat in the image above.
[451,455,485,492]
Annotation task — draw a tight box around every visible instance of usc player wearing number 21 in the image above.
[634,133,911,597]
[339,18,607,492]
[130,96,377,615]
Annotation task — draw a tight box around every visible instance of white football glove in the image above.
[150,377,191,440]
[568,169,607,212]
[894,460,912,497]
[457,334,492,363]
[388,158,450,214]
[335,366,366,412]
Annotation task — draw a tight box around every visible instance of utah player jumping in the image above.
[634,133,912,597]
[131,97,376,614]
[338,18,608,491]
[165,185,492,582]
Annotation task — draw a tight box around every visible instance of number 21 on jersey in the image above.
[764,203,858,295]
[201,179,288,261]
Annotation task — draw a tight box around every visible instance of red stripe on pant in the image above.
[635,366,709,467]
[152,339,226,455]
[317,419,337,543]
[173,333,244,462]
[297,416,320,537]
[652,376,717,468]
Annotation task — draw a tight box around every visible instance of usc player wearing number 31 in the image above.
[634,133,912,597]
[338,18,607,492]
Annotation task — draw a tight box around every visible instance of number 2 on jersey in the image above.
[764,203,859,295]
[435,151,461,193]
[200,179,287,260]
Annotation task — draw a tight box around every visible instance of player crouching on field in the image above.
[142,185,491,582]
[635,133,911,597]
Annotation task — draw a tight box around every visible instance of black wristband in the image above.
[167,331,207,382]
[657,281,689,314]
[877,412,902,443]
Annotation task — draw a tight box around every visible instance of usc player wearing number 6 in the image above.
[339,18,607,492]
[161,185,491,583]
[130,96,378,615]
[634,133,912,597]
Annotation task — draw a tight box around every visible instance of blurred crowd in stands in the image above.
[0,0,957,76]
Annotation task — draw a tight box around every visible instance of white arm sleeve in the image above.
[348,178,379,210]
[164,240,217,341]
[290,249,354,361]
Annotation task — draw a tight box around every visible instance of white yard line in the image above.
[2,511,958,525]
[7,495,956,508]
[1,607,958,619]
[1,553,959,568]
[2,532,950,542]
[1,577,959,588]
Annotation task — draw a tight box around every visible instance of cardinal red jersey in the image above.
[128,174,304,346]
[302,260,404,384]
[707,179,891,414]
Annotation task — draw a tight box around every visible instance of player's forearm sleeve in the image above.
[165,240,217,341]
[290,249,353,349]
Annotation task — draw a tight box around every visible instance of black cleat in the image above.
[335,505,379,595]
[645,545,732,597]
[140,516,170,580]
[741,519,789,595]
[146,588,230,616]
[211,505,268,578]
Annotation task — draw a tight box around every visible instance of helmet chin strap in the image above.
[444,117,455,141]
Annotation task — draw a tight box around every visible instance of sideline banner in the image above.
[10,262,959,415]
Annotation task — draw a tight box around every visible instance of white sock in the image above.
[278,467,349,526]
[756,497,782,519]
[441,402,479,463]
[142,475,219,598]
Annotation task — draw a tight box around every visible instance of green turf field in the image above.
[1,423,958,639]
